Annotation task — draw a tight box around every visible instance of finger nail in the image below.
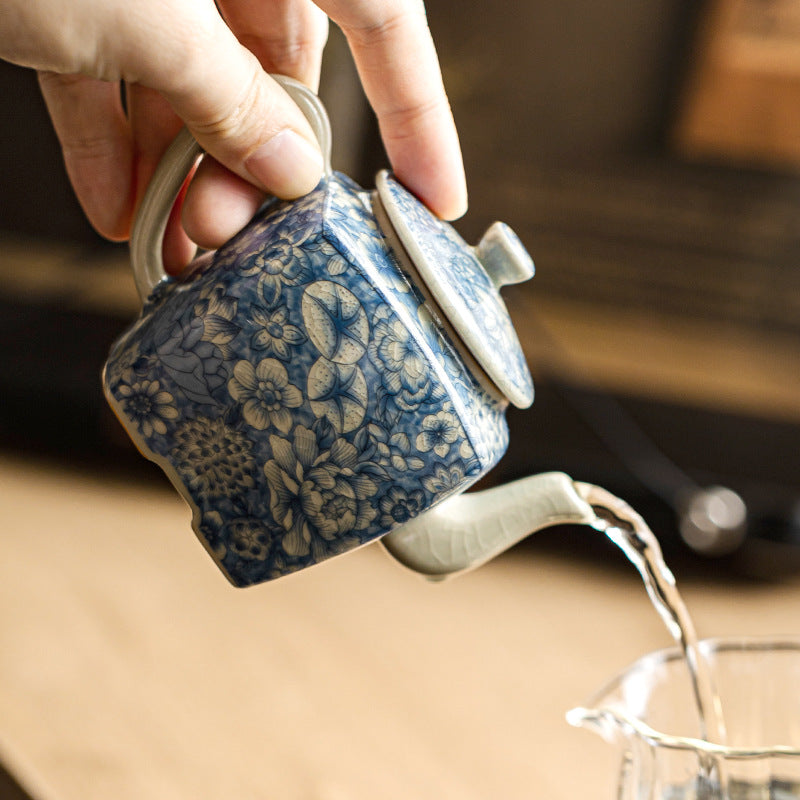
[245,130,324,197]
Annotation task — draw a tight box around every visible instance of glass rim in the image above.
[567,636,800,757]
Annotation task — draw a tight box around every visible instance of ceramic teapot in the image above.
[103,76,597,587]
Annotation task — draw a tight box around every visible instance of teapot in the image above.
[103,76,597,587]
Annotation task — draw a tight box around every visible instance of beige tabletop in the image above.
[2,452,800,800]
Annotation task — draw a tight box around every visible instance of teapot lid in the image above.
[375,171,534,408]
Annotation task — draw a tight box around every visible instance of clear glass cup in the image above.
[568,637,800,799]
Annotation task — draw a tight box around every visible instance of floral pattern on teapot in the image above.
[378,176,533,408]
[104,173,510,586]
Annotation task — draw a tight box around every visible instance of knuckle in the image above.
[37,76,124,161]
[346,13,399,48]
[62,132,121,163]
[241,33,322,78]
[38,70,94,96]
[187,64,272,142]
[380,95,451,142]
[344,5,425,47]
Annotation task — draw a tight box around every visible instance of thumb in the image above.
[148,18,324,199]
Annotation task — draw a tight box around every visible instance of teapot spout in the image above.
[381,472,596,579]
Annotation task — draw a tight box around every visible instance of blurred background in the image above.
[6,2,800,798]
[3,0,800,576]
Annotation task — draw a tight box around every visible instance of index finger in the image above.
[319,0,467,219]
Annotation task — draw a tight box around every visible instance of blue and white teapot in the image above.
[103,76,597,587]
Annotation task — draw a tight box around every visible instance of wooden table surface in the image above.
[2,452,800,800]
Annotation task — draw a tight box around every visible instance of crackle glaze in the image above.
[104,173,512,586]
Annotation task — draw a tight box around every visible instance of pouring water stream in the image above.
[383,472,728,755]
[574,482,727,748]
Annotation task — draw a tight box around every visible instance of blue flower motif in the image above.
[378,486,426,528]
[428,242,484,306]
[263,424,379,559]
[115,372,179,438]
[326,187,413,296]
[238,211,322,304]
[368,304,443,421]
[378,174,533,407]
[104,339,144,387]
[104,171,515,587]
[199,510,295,584]
[191,283,240,358]
[308,238,349,276]
[250,303,307,360]
[415,409,462,458]
[422,462,466,495]
[227,358,303,433]
[355,424,425,472]
[245,190,319,239]
[326,182,382,254]
[385,177,487,306]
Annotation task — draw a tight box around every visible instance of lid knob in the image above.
[475,222,535,288]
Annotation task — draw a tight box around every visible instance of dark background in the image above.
[2,0,800,576]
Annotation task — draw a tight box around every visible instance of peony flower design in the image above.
[116,374,178,438]
[172,416,256,498]
[415,410,461,458]
[263,424,378,559]
[378,486,425,528]
[238,218,320,304]
[250,303,306,360]
[228,358,303,433]
[369,304,437,413]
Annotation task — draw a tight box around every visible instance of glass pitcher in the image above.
[568,637,800,800]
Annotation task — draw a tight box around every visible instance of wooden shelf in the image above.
[675,0,800,168]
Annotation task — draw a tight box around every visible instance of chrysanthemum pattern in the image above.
[115,373,179,437]
[104,173,511,586]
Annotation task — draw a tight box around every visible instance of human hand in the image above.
[2,0,467,272]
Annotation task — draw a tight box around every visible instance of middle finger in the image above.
[216,0,330,88]
[182,0,329,250]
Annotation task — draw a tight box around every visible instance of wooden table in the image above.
[2,452,800,800]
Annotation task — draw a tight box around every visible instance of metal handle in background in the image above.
[129,75,333,302]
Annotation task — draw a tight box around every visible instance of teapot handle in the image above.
[129,75,333,302]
